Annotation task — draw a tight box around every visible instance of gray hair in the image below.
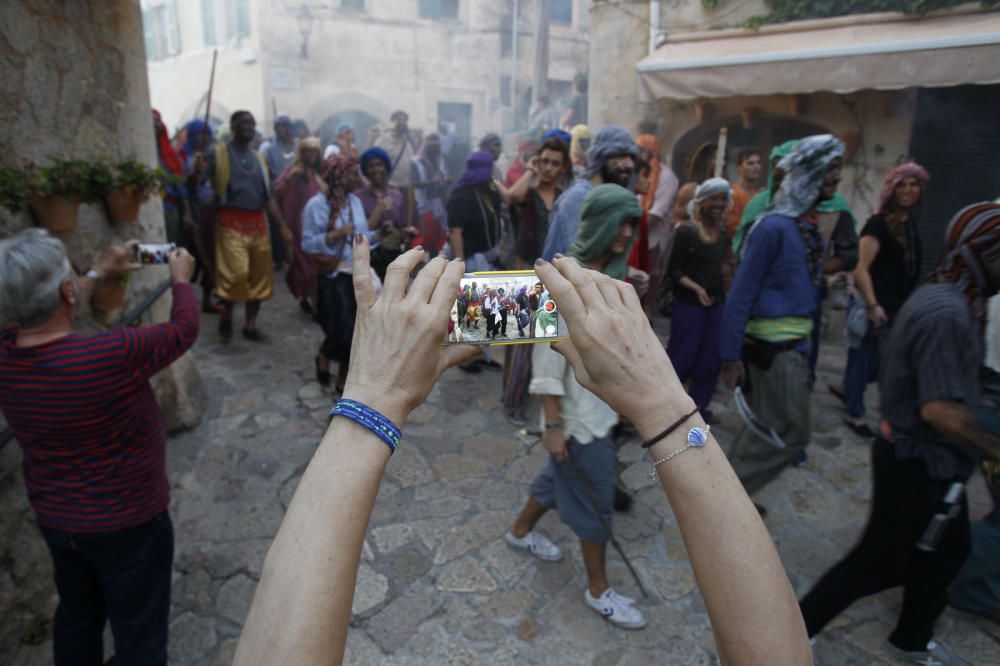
[0,228,73,329]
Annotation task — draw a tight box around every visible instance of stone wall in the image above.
[0,0,205,433]
[0,2,205,660]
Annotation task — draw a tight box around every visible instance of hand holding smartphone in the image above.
[135,243,177,265]
[446,270,565,346]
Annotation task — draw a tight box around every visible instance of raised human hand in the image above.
[342,236,479,426]
[534,256,694,432]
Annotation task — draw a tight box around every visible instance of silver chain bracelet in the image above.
[649,426,710,479]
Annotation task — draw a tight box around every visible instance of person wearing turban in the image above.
[356,146,412,280]
[506,183,648,631]
[541,125,638,262]
[270,137,325,314]
[665,178,731,420]
[720,134,845,512]
[834,162,930,435]
[802,202,1000,666]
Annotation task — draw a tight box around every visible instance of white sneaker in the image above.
[504,530,563,561]
[888,639,970,666]
[584,588,648,629]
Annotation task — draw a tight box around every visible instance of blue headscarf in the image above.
[582,125,638,178]
[360,146,392,176]
[542,128,572,146]
[182,119,212,156]
[335,121,353,135]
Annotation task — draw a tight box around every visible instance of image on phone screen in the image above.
[447,272,561,345]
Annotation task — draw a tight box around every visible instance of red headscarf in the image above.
[152,109,183,176]
[321,155,360,232]
[877,162,929,214]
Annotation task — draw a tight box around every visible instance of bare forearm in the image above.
[634,398,810,665]
[677,276,702,294]
[854,268,877,306]
[923,401,1000,461]
[234,418,394,665]
[507,169,535,204]
[541,394,561,424]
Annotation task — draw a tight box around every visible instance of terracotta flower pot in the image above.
[105,188,148,221]
[30,195,80,233]
[91,277,128,312]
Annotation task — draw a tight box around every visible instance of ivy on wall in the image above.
[744,0,998,27]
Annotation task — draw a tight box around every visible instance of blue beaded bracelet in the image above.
[329,398,401,454]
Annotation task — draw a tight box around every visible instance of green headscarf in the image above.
[569,183,642,280]
[732,139,855,253]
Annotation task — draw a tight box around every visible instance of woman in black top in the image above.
[665,178,731,419]
[840,162,929,423]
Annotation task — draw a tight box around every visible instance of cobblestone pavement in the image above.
[2,284,999,665]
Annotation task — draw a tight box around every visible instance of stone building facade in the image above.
[144,0,591,146]
[589,0,1000,271]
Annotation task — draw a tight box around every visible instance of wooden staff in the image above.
[714,127,727,179]
[190,48,219,286]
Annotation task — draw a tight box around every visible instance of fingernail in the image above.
[453,256,464,262]
[535,258,548,266]
[413,245,424,252]
[554,253,564,260]
[354,233,364,244]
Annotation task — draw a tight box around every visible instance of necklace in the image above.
[231,144,259,176]
[795,215,823,289]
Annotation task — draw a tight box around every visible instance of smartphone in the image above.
[446,270,565,346]
[136,243,176,265]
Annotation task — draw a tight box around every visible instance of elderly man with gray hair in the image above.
[0,229,198,666]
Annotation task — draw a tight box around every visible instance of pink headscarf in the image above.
[877,162,930,214]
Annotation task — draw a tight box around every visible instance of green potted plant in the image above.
[0,165,29,215]
[105,159,169,221]
[26,159,106,232]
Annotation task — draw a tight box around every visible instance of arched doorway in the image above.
[317,110,380,152]
[672,114,830,185]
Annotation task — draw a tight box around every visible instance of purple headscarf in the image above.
[877,162,930,214]
[454,151,495,189]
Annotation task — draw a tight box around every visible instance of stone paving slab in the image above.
[1,283,998,665]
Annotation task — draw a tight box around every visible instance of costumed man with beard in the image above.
[800,203,1000,666]
[269,136,326,315]
[720,135,844,515]
[506,184,648,630]
[195,110,275,343]
[541,126,649,298]
[356,147,412,280]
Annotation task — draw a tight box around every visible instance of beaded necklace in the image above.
[796,213,824,290]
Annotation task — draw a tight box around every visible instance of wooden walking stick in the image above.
[714,127,728,179]
[188,49,219,285]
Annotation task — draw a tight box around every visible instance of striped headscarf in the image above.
[322,154,360,231]
[935,202,1000,323]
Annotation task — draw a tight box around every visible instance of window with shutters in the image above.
[142,1,181,61]
[419,0,459,20]
[201,0,251,46]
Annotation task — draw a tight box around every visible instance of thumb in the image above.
[438,344,480,374]
[550,339,591,386]
[351,235,377,311]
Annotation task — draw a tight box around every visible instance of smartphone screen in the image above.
[135,242,176,265]
[446,271,563,345]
